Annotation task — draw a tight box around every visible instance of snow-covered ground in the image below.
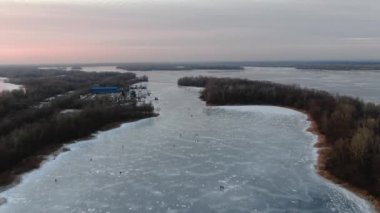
[217,105,301,115]
[0,78,22,92]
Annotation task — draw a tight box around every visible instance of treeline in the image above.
[0,103,154,173]
[0,68,154,185]
[177,76,212,87]
[0,91,87,138]
[178,76,380,198]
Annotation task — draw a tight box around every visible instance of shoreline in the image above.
[0,115,158,205]
[212,104,379,211]
[209,103,380,211]
[305,112,380,212]
[0,144,68,206]
[210,103,379,210]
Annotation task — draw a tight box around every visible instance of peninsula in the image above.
[178,76,380,209]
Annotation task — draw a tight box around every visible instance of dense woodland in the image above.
[178,76,380,198]
[0,67,155,185]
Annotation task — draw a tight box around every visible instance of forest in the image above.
[178,76,380,198]
[0,67,155,186]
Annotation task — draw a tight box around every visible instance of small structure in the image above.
[90,86,121,94]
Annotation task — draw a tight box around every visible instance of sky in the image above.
[1,0,380,64]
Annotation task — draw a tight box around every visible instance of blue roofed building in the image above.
[90,86,121,94]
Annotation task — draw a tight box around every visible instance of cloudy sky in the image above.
[1,0,380,64]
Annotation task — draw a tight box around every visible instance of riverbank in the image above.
[0,69,157,193]
[305,112,379,212]
[216,105,378,211]
[212,104,377,210]
[0,114,158,205]
[0,144,67,191]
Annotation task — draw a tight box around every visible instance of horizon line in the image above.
[2,60,380,67]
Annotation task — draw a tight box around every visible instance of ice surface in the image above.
[0,68,376,213]
[80,66,127,73]
[217,105,302,116]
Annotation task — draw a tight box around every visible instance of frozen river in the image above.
[0,67,378,212]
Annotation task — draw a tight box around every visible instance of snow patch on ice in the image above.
[215,105,303,116]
